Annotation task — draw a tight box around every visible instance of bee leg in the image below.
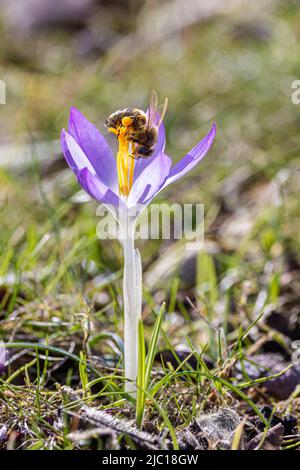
[129,153,140,160]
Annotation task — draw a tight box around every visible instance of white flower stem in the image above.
[121,223,142,397]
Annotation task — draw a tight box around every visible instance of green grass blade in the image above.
[136,319,146,428]
[145,302,165,390]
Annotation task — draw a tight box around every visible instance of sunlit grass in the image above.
[1,0,300,450]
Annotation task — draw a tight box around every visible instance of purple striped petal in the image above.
[68,107,118,191]
[163,123,216,189]
[77,167,123,209]
[133,113,166,181]
[61,130,122,209]
[128,152,172,208]
[61,129,96,175]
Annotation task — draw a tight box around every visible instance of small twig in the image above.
[61,386,165,450]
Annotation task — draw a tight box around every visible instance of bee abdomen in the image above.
[131,128,157,145]
[135,145,154,157]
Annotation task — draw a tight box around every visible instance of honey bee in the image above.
[105,90,168,159]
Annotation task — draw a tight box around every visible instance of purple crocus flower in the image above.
[61,108,215,217]
[61,93,216,397]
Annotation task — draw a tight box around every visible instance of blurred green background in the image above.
[0,0,300,318]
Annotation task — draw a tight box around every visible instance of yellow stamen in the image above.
[118,129,128,195]
[117,150,125,195]
[108,127,118,136]
[129,143,135,190]
[109,124,135,197]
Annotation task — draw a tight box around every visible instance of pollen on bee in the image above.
[122,116,134,127]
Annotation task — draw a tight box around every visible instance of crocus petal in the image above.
[128,152,172,208]
[61,129,96,174]
[150,110,166,155]
[62,131,122,209]
[77,167,123,210]
[163,123,216,189]
[133,112,166,181]
[68,107,118,191]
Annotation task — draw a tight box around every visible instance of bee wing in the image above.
[147,89,159,130]
[156,97,168,128]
